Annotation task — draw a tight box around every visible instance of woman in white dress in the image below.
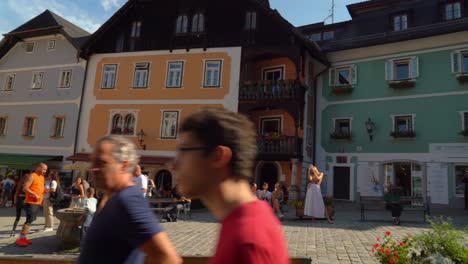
[304,165,333,224]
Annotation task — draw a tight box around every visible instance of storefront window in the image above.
[455,166,467,197]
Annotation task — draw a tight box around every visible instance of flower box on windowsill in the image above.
[123,128,134,135]
[456,74,468,84]
[331,85,354,95]
[111,128,122,134]
[390,131,416,138]
[459,130,468,137]
[330,132,352,140]
[387,79,416,89]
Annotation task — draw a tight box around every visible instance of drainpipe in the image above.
[309,65,329,165]
[73,50,90,160]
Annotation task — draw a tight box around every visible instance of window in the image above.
[329,65,357,87]
[115,33,125,52]
[133,62,150,88]
[334,119,350,135]
[455,165,468,197]
[323,31,334,40]
[47,40,56,50]
[204,60,222,87]
[101,64,117,89]
[260,117,282,135]
[176,15,188,34]
[263,67,284,81]
[451,51,468,73]
[123,114,136,135]
[161,111,179,139]
[309,33,322,41]
[0,117,7,136]
[445,2,462,20]
[463,53,468,73]
[192,13,205,33]
[111,114,123,134]
[23,117,36,137]
[3,74,15,91]
[59,70,72,88]
[393,14,408,31]
[26,42,35,53]
[245,11,257,30]
[52,116,65,137]
[394,115,413,134]
[386,57,418,81]
[166,61,184,88]
[464,112,468,131]
[131,21,142,38]
[31,72,44,90]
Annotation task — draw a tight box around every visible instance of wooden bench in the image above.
[360,196,430,222]
[0,256,312,264]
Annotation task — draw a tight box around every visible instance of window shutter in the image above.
[451,51,461,74]
[351,65,357,85]
[328,68,336,86]
[385,60,393,81]
[410,57,419,78]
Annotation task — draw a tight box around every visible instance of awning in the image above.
[67,153,173,166]
[0,154,62,170]
[62,163,90,171]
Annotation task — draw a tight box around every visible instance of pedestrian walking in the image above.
[11,174,27,237]
[174,108,290,264]
[304,165,333,224]
[70,176,85,208]
[133,165,148,197]
[1,175,15,207]
[78,135,181,264]
[41,171,58,232]
[80,187,97,241]
[15,163,47,247]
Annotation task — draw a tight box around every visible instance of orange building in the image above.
[69,0,328,199]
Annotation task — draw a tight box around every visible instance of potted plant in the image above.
[323,195,335,219]
[291,200,304,219]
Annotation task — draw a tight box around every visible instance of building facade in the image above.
[69,0,327,197]
[0,10,89,183]
[300,0,468,208]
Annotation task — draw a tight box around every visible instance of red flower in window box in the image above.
[123,128,134,134]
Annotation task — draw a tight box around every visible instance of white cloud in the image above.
[101,0,124,12]
[6,0,103,33]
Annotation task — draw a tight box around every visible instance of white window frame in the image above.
[101,64,118,89]
[453,50,468,74]
[160,110,180,139]
[165,61,184,88]
[393,14,408,31]
[332,117,353,135]
[460,111,468,131]
[454,164,468,198]
[3,74,15,91]
[245,11,257,30]
[176,15,189,34]
[131,21,142,38]
[31,71,44,90]
[51,116,65,138]
[133,62,150,88]
[262,65,285,81]
[25,42,35,53]
[445,2,462,20]
[203,60,223,88]
[58,69,73,88]
[47,40,56,51]
[391,114,416,134]
[329,65,357,87]
[0,116,8,136]
[385,57,419,81]
[23,117,37,137]
[260,116,283,135]
[110,113,124,135]
[123,113,136,135]
[107,110,139,136]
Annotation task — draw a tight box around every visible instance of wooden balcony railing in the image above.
[257,136,302,157]
[239,80,305,101]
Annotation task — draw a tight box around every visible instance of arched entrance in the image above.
[154,170,172,192]
[258,162,279,192]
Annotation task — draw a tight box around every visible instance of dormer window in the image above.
[445,2,462,20]
[176,15,189,34]
[309,33,322,41]
[323,31,334,40]
[245,11,257,30]
[192,13,205,33]
[131,21,142,38]
[393,14,408,31]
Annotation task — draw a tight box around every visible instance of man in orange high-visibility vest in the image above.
[15,163,47,247]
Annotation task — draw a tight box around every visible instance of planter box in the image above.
[330,133,352,140]
[390,131,416,138]
[456,74,468,84]
[388,79,416,89]
[331,85,354,95]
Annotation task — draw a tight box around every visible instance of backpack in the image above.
[49,185,64,205]
[3,181,12,193]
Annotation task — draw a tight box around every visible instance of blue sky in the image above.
[0,0,364,36]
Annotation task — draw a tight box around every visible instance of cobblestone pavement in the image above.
[0,203,466,263]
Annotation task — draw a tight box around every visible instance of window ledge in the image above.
[331,85,354,95]
[387,79,416,89]
[22,135,35,139]
[456,74,468,83]
[50,136,64,139]
[330,133,352,140]
[390,131,416,138]
[1,90,13,93]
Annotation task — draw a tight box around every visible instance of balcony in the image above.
[257,136,302,160]
[239,80,305,102]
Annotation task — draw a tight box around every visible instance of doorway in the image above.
[333,166,350,200]
[258,162,279,192]
[394,163,412,196]
[154,170,172,191]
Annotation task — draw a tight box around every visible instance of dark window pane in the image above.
[395,63,409,80]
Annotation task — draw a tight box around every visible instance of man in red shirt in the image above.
[174,108,290,264]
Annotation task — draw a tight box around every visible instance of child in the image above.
[81,187,97,241]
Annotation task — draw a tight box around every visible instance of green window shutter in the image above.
[451,51,461,74]
[385,61,393,81]
[329,68,336,86]
[351,65,357,85]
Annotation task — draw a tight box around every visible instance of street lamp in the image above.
[365,118,375,141]
[137,129,146,150]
